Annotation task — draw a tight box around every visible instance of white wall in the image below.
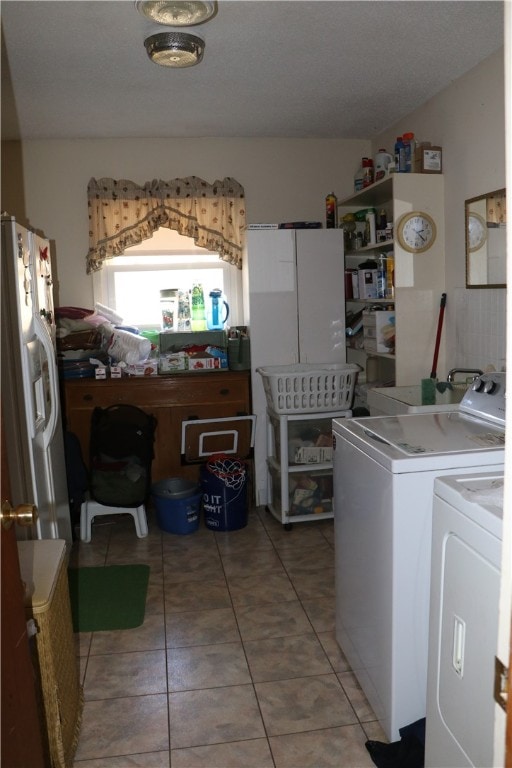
[373,48,506,373]
[8,137,369,308]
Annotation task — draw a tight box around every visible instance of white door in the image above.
[295,229,346,364]
[243,229,300,505]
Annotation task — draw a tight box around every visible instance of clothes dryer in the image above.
[425,472,503,768]
[332,372,505,741]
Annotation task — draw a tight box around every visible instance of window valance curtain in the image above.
[86,176,246,273]
[486,192,506,225]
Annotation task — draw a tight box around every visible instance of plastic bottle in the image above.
[160,288,178,331]
[377,254,387,299]
[394,136,405,173]
[354,163,364,192]
[385,253,395,299]
[403,132,416,173]
[365,210,376,245]
[190,283,207,331]
[374,150,393,181]
[362,158,374,188]
[325,193,338,228]
[376,209,388,242]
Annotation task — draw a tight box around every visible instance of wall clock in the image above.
[397,211,437,253]
[467,211,487,252]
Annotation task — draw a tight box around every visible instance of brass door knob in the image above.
[1,500,38,530]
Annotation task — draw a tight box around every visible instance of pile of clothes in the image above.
[56,306,107,379]
[56,303,152,379]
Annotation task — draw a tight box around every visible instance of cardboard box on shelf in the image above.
[124,360,158,376]
[414,144,442,174]
[188,354,225,371]
[363,309,395,354]
[159,349,228,373]
[159,353,188,373]
[94,366,107,380]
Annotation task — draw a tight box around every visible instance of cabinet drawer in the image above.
[64,384,141,409]
[268,413,334,466]
[64,372,250,409]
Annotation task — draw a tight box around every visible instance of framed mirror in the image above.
[465,188,506,288]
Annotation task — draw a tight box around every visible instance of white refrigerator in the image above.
[243,228,346,505]
[1,215,72,542]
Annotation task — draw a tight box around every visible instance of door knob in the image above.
[1,500,38,530]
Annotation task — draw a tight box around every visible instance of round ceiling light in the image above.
[144,31,205,67]
[136,1,216,26]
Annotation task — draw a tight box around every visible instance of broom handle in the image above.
[430,293,447,379]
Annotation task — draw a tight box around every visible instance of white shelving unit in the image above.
[339,174,445,386]
[265,408,351,528]
[257,362,358,527]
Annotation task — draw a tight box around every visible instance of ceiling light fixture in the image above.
[136,1,217,26]
[144,31,205,67]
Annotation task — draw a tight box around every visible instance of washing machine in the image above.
[332,371,505,741]
[425,472,504,768]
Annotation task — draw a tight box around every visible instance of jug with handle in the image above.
[206,289,230,330]
[374,149,393,181]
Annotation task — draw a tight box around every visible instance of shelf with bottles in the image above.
[345,239,394,258]
[346,251,394,307]
[341,197,392,255]
[338,176,394,209]
[347,297,395,306]
[340,173,445,386]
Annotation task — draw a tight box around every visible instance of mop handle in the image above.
[430,293,447,379]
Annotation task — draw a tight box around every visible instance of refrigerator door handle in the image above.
[35,314,59,450]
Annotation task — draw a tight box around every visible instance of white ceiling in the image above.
[1,0,504,141]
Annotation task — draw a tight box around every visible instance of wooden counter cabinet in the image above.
[62,371,252,484]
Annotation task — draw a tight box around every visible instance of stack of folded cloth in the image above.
[56,306,110,379]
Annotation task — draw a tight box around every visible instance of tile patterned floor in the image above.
[71,507,386,767]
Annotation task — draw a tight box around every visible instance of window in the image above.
[92,228,242,331]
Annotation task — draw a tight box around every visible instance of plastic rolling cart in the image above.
[258,363,358,529]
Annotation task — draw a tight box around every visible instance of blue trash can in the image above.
[201,455,248,531]
[151,478,201,535]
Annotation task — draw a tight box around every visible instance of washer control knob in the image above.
[484,379,497,394]
[472,377,484,392]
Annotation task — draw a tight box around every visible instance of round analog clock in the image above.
[467,212,487,252]
[397,211,437,253]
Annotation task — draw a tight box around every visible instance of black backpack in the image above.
[88,404,157,508]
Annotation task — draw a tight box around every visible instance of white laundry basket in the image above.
[257,363,360,414]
